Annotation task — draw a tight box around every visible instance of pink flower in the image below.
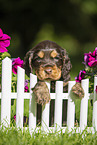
[84,47,97,67]
[24,86,29,92]
[0,28,11,53]
[12,57,24,74]
[24,80,29,92]
[75,70,86,83]
[95,86,97,94]
[14,115,16,121]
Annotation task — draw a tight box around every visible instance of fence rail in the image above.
[0,57,97,133]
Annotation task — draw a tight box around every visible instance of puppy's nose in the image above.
[44,69,52,74]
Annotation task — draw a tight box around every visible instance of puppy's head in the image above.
[24,40,72,81]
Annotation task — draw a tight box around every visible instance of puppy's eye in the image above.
[33,55,43,61]
[33,56,39,60]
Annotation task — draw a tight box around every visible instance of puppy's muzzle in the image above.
[35,63,62,81]
[42,63,55,75]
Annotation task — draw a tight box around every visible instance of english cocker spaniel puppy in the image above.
[24,40,72,105]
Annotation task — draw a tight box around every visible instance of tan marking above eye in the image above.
[50,50,58,58]
[37,51,44,58]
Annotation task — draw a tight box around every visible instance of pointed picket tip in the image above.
[17,66,25,73]
[30,73,37,89]
[2,57,12,76]
[30,73,37,78]
[2,57,11,63]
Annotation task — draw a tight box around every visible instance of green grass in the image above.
[0,126,97,145]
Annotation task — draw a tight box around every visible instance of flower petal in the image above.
[75,70,86,83]
[84,53,90,66]
[0,34,11,47]
[0,45,8,53]
[88,55,95,61]
[0,40,10,47]
[1,34,11,40]
[12,57,23,65]
[12,57,24,74]
[91,47,97,56]
[12,67,17,74]
[88,60,97,67]
[24,86,29,92]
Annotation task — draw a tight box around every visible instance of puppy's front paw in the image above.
[32,81,51,106]
[72,82,84,99]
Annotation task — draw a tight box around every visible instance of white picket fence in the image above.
[0,57,97,133]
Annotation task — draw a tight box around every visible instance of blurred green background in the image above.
[1,0,97,80]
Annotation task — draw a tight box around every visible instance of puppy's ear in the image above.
[23,50,34,76]
[61,49,72,82]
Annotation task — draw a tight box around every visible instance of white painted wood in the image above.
[54,81,63,128]
[1,57,12,126]
[42,81,50,130]
[16,66,25,129]
[67,81,76,131]
[80,79,89,131]
[1,58,97,134]
[0,92,92,99]
[92,77,97,131]
[29,74,37,131]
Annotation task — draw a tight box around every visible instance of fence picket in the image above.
[67,81,76,131]
[1,57,12,126]
[29,73,37,132]
[54,81,63,128]
[80,79,89,131]
[16,66,25,129]
[0,57,97,133]
[42,81,50,130]
[92,77,97,131]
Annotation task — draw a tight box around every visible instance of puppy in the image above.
[24,40,72,101]
[24,40,72,125]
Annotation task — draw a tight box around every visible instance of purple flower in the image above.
[24,86,29,92]
[0,28,11,53]
[24,80,29,92]
[12,57,24,74]
[75,70,86,83]
[84,47,97,67]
